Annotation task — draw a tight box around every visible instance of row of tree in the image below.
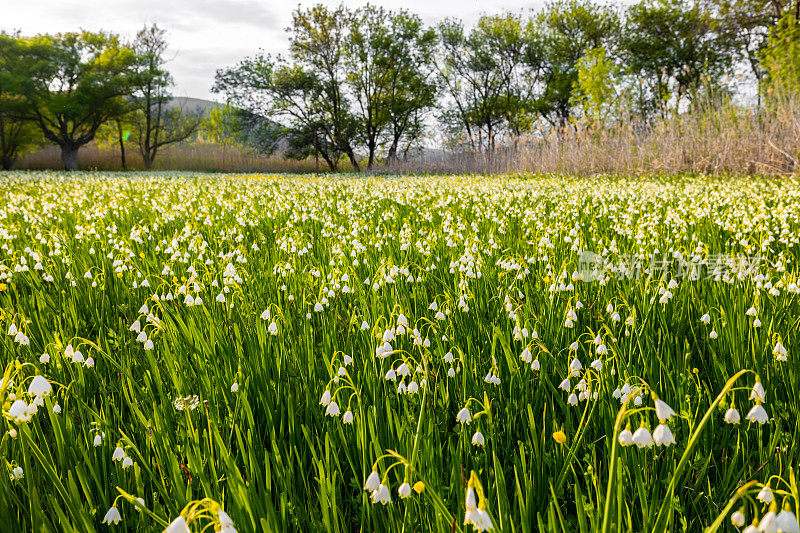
[213,0,800,170]
[1,0,799,171]
[0,25,199,170]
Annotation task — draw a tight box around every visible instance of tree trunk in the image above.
[61,145,79,171]
[116,121,127,170]
[1,155,14,171]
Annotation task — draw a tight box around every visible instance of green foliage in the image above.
[621,0,739,118]
[0,33,44,170]
[1,173,799,532]
[571,47,620,126]
[761,13,800,94]
[12,31,138,170]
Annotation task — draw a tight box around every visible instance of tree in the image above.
[761,12,800,93]
[15,31,137,170]
[345,6,437,167]
[531,0,620,127]
[128,24,202,169]
[622,0,739,118]
[437,14,536,152]
[0,33,43,170]
[214,5,359,171]
[570,47,620,126]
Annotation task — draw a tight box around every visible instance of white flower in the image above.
[102,506,122,525]
[531,359,540,371]
[757,485,773,503]
[709,330,718,339]
[218,509,236,532]
[700,313,711,324]
[472,431,485,446]
[343,411,354,424]
[93,434,103,447]
[758,510,777,532]
[731,510,745,527]
[618,428,634,446]
[314,302,324,312]
[568,393,578,405]
[559,378,571,391]
[28,375,52,398]
[398,482,412,498]
[746,404,769,424]
[39,353,50,364]
[371,483,391,504]
[143,339,154,350]
[325,401,341,417]
[52,404,61,414]
[8,400,32,423]
[775,509,800,533]
[724,408,741,424]
[10,466,23,480]
[268,322,278,335]
[652,424,675,446]
[746,306,757,316]
[632,427,654,448]
[112,446,126,461]
[654,399,676,421]
[590,359,602,372]
[773,342,788,361]
[165,516,191,533]
[456,407,472,424]
[130,320,141,332]
[136,331,148,343]
[750,382,766,402]
[364,470,380,492]
[122,456,134,469]
[753,318,762,328]
[320,390,331,406]
[230,382,239,393]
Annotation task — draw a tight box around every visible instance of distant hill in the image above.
[164,97,225,114]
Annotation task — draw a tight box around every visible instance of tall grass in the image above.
[387,93,800,176]
[0,172,798,532]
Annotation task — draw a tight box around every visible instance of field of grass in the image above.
[1,171,799,532]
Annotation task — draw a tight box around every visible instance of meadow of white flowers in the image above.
[1,172,799,532]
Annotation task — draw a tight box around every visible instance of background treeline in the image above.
[2,0,800,174]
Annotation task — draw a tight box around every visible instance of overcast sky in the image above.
[3,0,574,101]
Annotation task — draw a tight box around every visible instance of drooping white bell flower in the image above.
[654,398,676,421]
[319,390,331,406]
[775,508,800,533]
[472,431,485,446]
[731,510,745,527]
[750,382,766,402]
[618,428,634,446]
[652,424,675,446]
[102,506,122,525]
[456,407,472,424]
[371,483,391,504]
[398,482,412,499]
[28,375,52,398]
[7,400,32,423]
[364,470,380,492]
[724,408,741,424]
[164,516,191,533]
[757,485,773,503]
[746,405,769,424]
[112,446,126,461]
[632,427,654,448]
